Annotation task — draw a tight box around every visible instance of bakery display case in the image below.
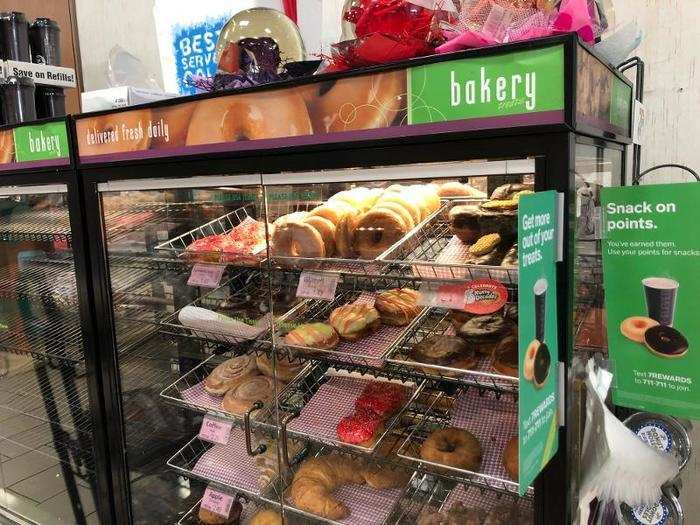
[69,35,633,525]
[0,120,110,524]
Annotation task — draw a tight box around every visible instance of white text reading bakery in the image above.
[27,130,62,157]
[450,68,537,111]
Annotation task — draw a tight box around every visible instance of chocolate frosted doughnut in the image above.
[533,342,551,388]
[644,325,689,359]
[459,314,514,354]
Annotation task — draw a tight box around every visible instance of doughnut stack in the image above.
[271,185,440,259]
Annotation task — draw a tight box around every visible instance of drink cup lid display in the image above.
[4,75,35,88]
[0,11,27,22]
[30,17,59,30]
[619,493,683,525]
[623,412,691,472]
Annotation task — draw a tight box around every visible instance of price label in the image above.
[198,416,233,445]
[201,486,234,518]
[418,282,467,310]
[188,264,226,288]
[296,271,339,301]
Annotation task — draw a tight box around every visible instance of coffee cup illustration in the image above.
[643,277,679,327]
[524,278,551,389]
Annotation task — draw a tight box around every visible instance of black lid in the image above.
[0,12,27,22]
[37,85,65,95]
[4,75,35,87]
[30,17,59,30]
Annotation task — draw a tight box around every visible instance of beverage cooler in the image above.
[0,119,110,524]
[68,35,631,524]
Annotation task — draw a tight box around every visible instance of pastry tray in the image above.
[282,449,416,525]
[276,289,424,368]
[154,203,266,265]
[158,268,299,347]
[386,308,519,395]
[379,199,518,285]
[270,202,449,275]
[167,429,306,501]
[178,497,267,524]
[159,353,310,426]
[440,483,533,517]
[396,389,529,497]
[279,367,425,454]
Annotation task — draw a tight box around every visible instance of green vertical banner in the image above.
[13,121,69,162]
[602,183,700,420]
[409,45,565,125]
[518,191,560,495]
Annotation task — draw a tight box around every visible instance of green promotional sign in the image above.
[518,191,560,495]
[610,76,633,133]
[602,183,700,420]
[13,121,69,162]
[408,45,565,125]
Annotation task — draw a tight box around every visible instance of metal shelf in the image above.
[178,496,268,525]
[0,257,77,305]
[0,207,72,244]
[104,202,199,242]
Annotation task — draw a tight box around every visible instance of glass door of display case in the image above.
[0,184,105,525]
[91,174,290,525]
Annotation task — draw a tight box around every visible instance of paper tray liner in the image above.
[288,376,411,452]
[449,390,517,482]
[191,429,268,495]
[441,484,533,514]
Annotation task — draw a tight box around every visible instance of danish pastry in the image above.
[329,303,381,341]
[221,375,278,415]
[203,355,258,395]
[375,288,421,326]
[284,322,339,350]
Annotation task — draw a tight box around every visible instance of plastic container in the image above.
[29,17,61,65]
[624,412,691,472]
[35,86,66,118]
[619,493,683,525]
[0,11,30,61]
[2,76,36,124]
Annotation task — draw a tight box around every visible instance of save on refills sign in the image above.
[602,183,700,420]
[408,45,565,125]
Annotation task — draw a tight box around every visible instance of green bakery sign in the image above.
[408,45,565,124]
[12,121,69,163]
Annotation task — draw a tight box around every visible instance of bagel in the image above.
[420,427,482,472]
[353,208,409,259]
[271,221,325,258]
[328,190,365,211]
[308,202,354,225]
[376,193,422,224]
[304,215,336,257]
[77,109,152,156]
[273,211,308,228]
[0,130,14,163]
[373,202,415,230]
[185,91,313,145]
[620,316,659,343]
[335,213,359,258]
[303,70,406,133]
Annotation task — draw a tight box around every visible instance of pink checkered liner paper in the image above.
[287,375,413,453]
[412,236,514,282]
[181,499,263,525]
[450,389,517,485]
[441,484,533,516]
[286,479,406,525]
[191,429,268,495]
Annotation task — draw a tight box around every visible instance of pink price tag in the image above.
[296,271,339,301]
[436,283,468,310]
[201,486,234,518]
[198,416,233,445]
[188,264,226,288]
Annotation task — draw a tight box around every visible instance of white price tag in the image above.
[633,99,645,146]
[296,271,339,301]
[201,486,234,518]
[188,264,226,288]
[198,415,233,445]
[418,282,467,311]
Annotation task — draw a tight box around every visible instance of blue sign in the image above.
[173,18,227,95]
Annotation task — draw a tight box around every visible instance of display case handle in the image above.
[280,410,300,469]
[244,401,266,456]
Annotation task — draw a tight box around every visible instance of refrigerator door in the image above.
[95,175,286,525]
[0,185,102,524]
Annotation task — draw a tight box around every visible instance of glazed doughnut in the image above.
[77,109,152,156]
[305,215,336,257]
[420,427,482,471]
[271,221,325,257]
[353,208,409,259]
[374,201,415,230]
[503,436,518,480]
[151,103,195,148]
[620,316,659,343]
[0,130,14,163]
[185,91,312,145]
[523,340,538,381]
[335,213,358,258]
[303,70,406,133]
[308,202,354,225]
[377,193,422,224]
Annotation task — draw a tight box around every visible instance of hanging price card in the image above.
[188,264,226,288]
[296,271,339,301]
[201,486,234,517]
[198,415,233,445]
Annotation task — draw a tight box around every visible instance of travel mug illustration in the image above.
[524,278,551,389]
[643,277,679,327]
